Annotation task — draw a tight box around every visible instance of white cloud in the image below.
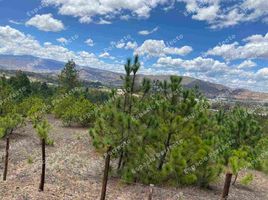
[99,52,110,58]
[155,56,228,74]
[85,38,94,47]
[42,0,169,23]
[99,52,115,59]
[135,39,192,57]
[97,19,112,25]
[57,37,68,44]
[79,16,93,24]
[0,25,120,71]
[206,32,268,60]
[237,60,257,69]
[256,68,268,79]
[153,55,268,91]
[115,41,138,50]
[138,26,159,35]
[120,15,131,20]
[9,20,23,25]
[179,0,268,29]
[39,0,268,28]
[0,25,267,92]
[116,43,125,49]
[125,41,138,50]
[26,14,64,32]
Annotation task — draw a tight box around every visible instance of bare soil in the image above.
[0,115,267,200]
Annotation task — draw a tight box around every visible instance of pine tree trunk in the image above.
[39,139,46,192]
[148,184,154,200]
[232,173,238,185]
[158,132,172,170]
[100,146,112,200]
[117,150,123,171]
[3,137,10,181]
[123,93,128,113]
[221,173,233,200]
[129,74,136,114]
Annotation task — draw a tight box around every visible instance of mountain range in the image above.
[0,54,267,102]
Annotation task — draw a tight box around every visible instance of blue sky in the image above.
[0,0,268,92]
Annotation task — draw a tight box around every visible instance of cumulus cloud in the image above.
[256,68,268,79]
[125,41,138,50]
[138,26,159,35]
[26,14,64,32]
[116,43,125,49]
[179,0,268,29]
[99,52,115,59]
[206,32,268,60]
[42,0,169,23]
[135,39,192,57]
[38,0,268,28]
[99,52,110,58]
[237,60,257,69]
[0,25,120,71]
[57,37,68,44]
[85,38,94,47]
[155,56,229,75]
[97,19,112,25]
[116,41,138,50]
[153,55,268,91]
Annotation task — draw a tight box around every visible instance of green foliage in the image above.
[53,94,95,127]
[0,113,23,138]
[0,56,266,189]
[217,107,263,179]
[16,96,46,117]
[53,95,76,118]
[27,157,33,164]
[31,82,54,97]
[45,137,54,146]
[83,88,110,104]
[59,60,80,92]
[61,97,95,126]
[89,56,225,187]
[8,70,31,96]
[35,120,53,145]
[0,74,25,115]
[240,173,253,185]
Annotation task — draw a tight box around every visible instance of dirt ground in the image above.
[0,115,268,200]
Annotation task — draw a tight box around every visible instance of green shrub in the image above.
[53,95,95,127]
[0,113,23,138]
[240,173,253,185]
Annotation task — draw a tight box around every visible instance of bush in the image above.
[240,173,253,185]
[53,95,76,118]
[53,95,95,127]
[0,113,23,138]
[14,96,46,118]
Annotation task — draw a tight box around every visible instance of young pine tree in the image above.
[34,120,51,191]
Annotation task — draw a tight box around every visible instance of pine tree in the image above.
[34,120,51,191]
[59,60,80,92]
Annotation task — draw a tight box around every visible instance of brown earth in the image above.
[0,116,268,200]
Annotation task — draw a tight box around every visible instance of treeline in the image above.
[0,57,268,192]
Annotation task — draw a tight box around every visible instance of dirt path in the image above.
[0,116,268,200]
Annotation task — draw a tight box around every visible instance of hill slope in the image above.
[0,54,267,101]
[0,116,268,200]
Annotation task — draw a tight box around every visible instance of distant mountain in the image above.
[0,55,63,72]
[0,54,267,102]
